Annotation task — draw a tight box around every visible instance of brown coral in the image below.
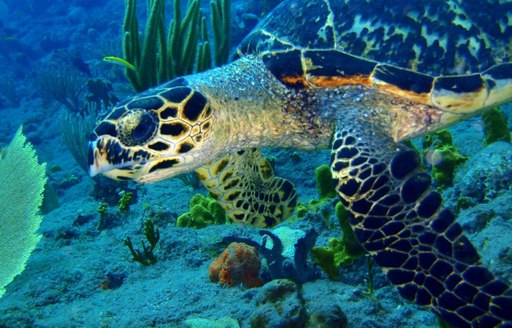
[208,242,263,288]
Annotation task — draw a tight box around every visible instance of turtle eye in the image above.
[118,109,158,146]
[133,114,154,140]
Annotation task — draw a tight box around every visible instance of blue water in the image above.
[0,0,511,327]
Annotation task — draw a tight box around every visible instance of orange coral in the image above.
[208,242,263,288]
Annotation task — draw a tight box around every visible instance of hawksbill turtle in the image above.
[88,0,512,326]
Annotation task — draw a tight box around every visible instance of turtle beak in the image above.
[87,136,154,181]
[88,140,104,177]
[88,138,126,178]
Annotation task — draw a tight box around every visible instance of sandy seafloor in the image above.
[0,0,511,327]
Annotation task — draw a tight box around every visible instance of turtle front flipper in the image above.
[331,112,512,326]
[195,149,297,228]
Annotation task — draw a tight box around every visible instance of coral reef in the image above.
[177,194,228,228]
[208,242,263,288]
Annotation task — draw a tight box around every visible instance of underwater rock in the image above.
[249,279,307,327]
[306,301,349,328]
[249,277,349,327]
[455,193,512,284]
[55,226,80,244]
[454,141,512,203]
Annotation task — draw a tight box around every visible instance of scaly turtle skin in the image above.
[89,0,512,326]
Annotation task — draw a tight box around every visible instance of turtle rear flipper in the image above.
[331,107,512,327]
[196,149,297,228]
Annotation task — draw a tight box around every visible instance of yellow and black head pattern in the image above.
[89,78,213,183]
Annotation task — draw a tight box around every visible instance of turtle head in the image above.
[89,79,214,183]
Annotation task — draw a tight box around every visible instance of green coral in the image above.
[97,202,108,217]
[294,203,309,218]
[422,129,467,187]
[124,220,160,265]
[482,107,511,145]
[97,202,117,231]
[177,194,228,228]
[456,197,474,211]
[311,202,366,280]
[314,164,337,200]
[118,190,134,213]
[310,244,338,280]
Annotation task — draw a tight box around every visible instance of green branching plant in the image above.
[124,220,160,265]
[38,65,87,112]
[106,0,231,92]
[362,257,376,299]
[196,16,212,73]
[59,103,100,173]
[211,0,230,66]
[168,0,201,78]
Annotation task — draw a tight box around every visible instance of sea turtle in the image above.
[88,0,512,326]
